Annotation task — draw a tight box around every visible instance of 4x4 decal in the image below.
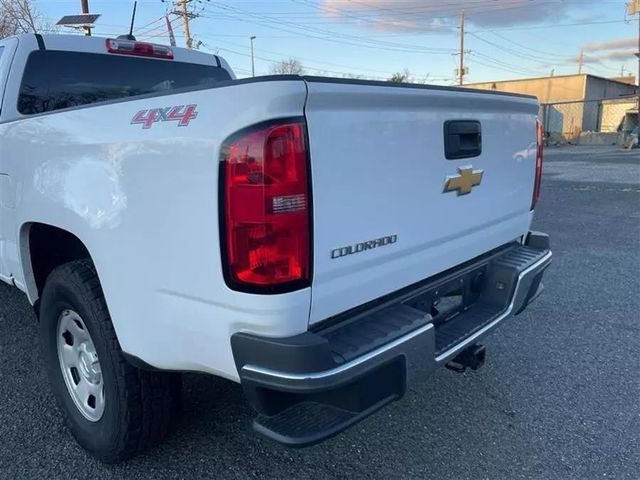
[131,104,198,129]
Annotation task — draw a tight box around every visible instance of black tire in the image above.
[39,259,180,463]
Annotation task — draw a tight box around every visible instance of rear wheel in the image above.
[39,259,180,463]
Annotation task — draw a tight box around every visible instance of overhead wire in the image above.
[202,2,456,53]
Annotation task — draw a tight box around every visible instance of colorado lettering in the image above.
[331,235,398,259]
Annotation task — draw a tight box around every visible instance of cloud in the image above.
[597,50,637,61]
[571,50,637,64]
[365,17,445,33]
[583,37,637,52]
[321,0,601,31]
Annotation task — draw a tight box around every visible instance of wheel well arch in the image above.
[21,222,93,301]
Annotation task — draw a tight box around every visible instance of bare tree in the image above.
[1,0,41,38]
[269,58,305,75]
[388,69,411,83]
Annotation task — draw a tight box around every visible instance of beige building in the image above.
[465,74,638,142]
[464,74,637,103]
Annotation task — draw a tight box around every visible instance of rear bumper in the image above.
[231,232,552,446]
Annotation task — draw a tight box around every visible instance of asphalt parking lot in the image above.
[1,145,638,479]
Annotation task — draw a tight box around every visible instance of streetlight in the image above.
[250,36,256,77]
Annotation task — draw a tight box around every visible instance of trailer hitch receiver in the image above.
[445,344,486,373]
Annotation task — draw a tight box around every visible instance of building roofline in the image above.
[464,73,637,88]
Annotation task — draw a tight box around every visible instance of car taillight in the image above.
[220,120,311,292]
[106,38,174,59]
[532,120,544,209]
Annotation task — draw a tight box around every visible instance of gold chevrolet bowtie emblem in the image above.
[443,167,484,195]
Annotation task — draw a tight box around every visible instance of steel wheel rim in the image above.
[56,310,105,422]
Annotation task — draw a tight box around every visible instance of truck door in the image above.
[0,37,19,284]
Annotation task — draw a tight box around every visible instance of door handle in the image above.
[444,120,482,160]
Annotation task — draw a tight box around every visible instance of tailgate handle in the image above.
[444,120,482,160]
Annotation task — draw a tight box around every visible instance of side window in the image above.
[18,50,231,115]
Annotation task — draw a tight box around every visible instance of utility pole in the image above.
[173,0,195,49]
[181,0,193,49]
[459,10,465,85]
[621,65,627,77]
[250,36,256,77]
[627,1,639,110]
[577,49,584,74]
[80,0,91,36]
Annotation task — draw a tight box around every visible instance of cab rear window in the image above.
[18,50,231,115]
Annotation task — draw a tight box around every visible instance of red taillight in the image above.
[106,39,174,59]
[532,120,544,209]
[220,120,311,292]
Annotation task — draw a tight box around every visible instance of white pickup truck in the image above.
[0,34,551,462]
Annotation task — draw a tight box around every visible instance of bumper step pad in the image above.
[254,401,389,447]
[320,304,430,364]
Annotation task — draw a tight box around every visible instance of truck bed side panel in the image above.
[0,80,309,380]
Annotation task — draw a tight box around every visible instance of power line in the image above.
[197,3,567,83]
[466,57,539,78]
[468,32,568,64]
[140,18,184,41]
[470,19,627,33]
[136,22,170,37]
[213,44,389,79]
[134,14,166,34]
[134,15,183,41]
[199,1,630,72]
[305,0,560,21]
[468,52,546,76]
[488,31,571,58]
[201,39,450,81]
[202,2,456,54]
[196,35,420,77]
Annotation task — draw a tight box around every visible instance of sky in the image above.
[33,0,640,84]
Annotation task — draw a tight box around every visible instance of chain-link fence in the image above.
[539,97,639,145]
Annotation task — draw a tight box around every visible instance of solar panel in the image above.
[56,14,101,26]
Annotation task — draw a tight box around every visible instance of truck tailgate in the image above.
[304,78,539,325]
